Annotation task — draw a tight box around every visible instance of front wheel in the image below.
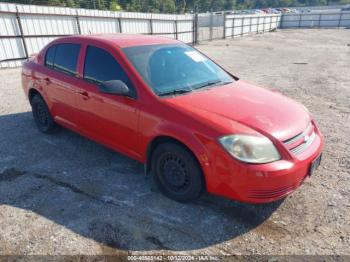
[151,143,204,202]
[31,94,57,134]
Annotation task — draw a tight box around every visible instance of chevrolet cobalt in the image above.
[22,34,324,203]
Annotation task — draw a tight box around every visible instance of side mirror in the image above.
[98,80,130,96]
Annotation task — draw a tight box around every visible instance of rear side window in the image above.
[54,44,80,75]
[45,43,80,76]
[83,46,135,95]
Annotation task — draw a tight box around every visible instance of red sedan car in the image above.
[22,34,324,203]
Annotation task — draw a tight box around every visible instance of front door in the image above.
[75,45,140,158]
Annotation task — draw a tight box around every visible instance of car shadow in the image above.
[0,112,283,251]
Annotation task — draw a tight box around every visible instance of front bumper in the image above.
[205,129,324,204]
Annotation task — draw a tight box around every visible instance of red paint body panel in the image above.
[165,81,310,142]
[21,34,324,203]
[84,33,179,48]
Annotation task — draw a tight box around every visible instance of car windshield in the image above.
[122,44,234,96]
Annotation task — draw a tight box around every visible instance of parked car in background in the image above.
[22,34,324,204]
[298,9,310,13]
[282,8,291,13]
[236,9,251,14]
[254,9,265,14]
[271,8,282,14]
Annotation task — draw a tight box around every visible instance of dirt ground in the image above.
[0,29,349,257]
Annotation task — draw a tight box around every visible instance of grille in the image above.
[248,185,296,199]
[248,176,306,200]
[284,123,312,146]
[283,123,316,155]
[290,131,316,155]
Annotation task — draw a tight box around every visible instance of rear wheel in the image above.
[151,142,204,202]
[31,94,57,134]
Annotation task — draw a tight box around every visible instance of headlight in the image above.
[219,135,280,164]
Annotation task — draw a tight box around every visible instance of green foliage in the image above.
[109,0,122,10]
[5,0,349,12]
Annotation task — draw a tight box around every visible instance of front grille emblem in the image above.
[283,123,316,155]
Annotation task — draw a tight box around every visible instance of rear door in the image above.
[42,43,81,128]
[74,44,140,159]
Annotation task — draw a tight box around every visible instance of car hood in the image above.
[164,80,310,141]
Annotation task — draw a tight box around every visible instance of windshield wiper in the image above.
[194,80,233,90]
[158,88,192,97]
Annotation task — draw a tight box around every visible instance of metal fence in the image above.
[195,13,281,42]
[281,11,350,28]
[0,2,194,68]
[2,3,349,69]
[224,14,281,38]
[196,13,225,42]
[0,3,284,69]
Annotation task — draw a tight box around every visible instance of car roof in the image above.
[64,33,181,48]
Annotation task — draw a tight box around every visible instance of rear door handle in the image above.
[44,77,51,85]
[77,90,89,99]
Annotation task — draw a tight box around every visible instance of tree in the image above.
[224,0,236,10]
[110,0,123,11]
[176,0,187,13]
[161,0,176,13]
[46,0,64,6]
[6,0,345,12]
[66,0,77,7]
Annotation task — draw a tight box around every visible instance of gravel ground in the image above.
[0,29,349,256]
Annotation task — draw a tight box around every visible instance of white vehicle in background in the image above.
[254,9,265,14]
[270,8,282,14]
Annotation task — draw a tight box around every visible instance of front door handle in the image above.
[77,90,89,100]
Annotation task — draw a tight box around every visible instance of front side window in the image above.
[123,44,234,96]
[45,43,80,75]
[83,46,134,96]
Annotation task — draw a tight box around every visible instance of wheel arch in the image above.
[28,88,43,105]
[145,135,209,190]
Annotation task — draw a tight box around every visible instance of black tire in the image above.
[151,142,204,202]
[30,94,57,134]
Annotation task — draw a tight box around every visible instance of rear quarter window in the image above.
[45,45,56,68]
